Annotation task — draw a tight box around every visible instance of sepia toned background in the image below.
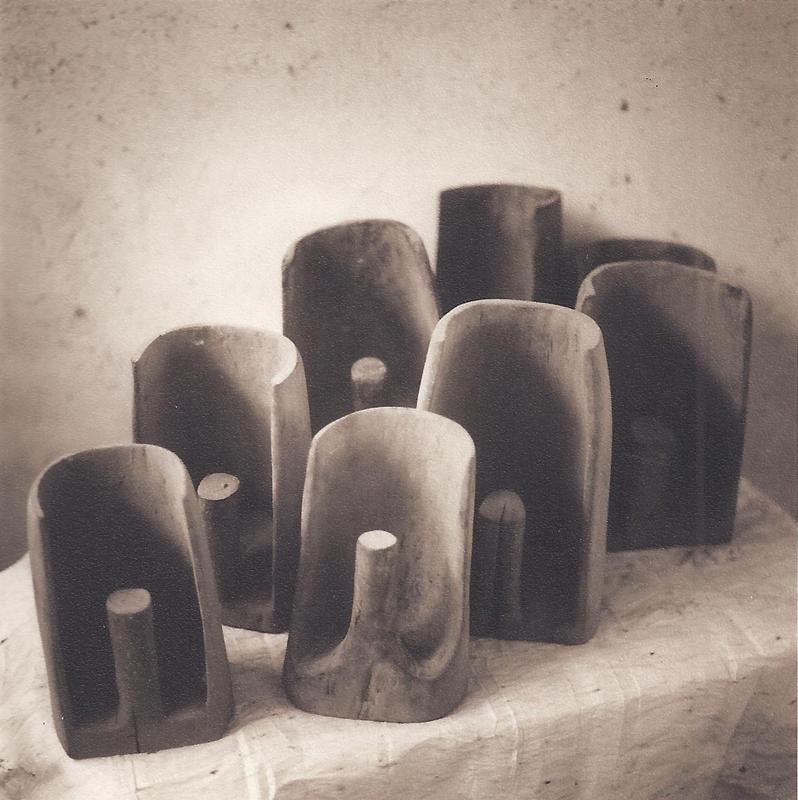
[1,0,795,568]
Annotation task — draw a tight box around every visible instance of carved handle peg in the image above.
[134,325,311,632]
[106,588,163,724]
[198,473,241,606]
[347,530,397,641]
[481,490,526,636]
[351,357,388,412]
[625,416,676,519]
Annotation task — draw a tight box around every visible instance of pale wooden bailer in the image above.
[418,300,612,644]
[283,407,475,722]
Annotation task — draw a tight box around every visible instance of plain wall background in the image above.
[1,0,795,568]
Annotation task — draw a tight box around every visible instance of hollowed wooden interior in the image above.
[577,261,751,549]
[134,325,303,623]
[35,446,205,726]
[285,408,474,721]
[282,220,439,432]
[437,184,564,312]
[418,300,610,643]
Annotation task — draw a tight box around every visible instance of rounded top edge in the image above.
[434,299,603,350]
[28,443,190,520]
[133,323,290,365]
[358,529,398,551]
[586,259,738,291]
[440,183,561,204]
[436,298,580,323]
[198,472,240,502]
[311,406,475,456]
[282,219,420,263]
[271,334,302,387]
[571,238,715,269]
[106,587,153,615]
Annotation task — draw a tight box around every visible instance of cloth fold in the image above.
[0,480,793,799]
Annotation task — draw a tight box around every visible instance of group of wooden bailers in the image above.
[28,184,751,758]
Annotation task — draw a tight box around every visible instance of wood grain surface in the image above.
[283,407,475,722]
[418,300,611,644]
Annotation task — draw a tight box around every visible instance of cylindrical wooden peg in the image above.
[477,490,526,634]
[349,530,397,637]
[470,498,500,635]
[198,473,241,605]
[106,588,163,723]
[351,357,388,412]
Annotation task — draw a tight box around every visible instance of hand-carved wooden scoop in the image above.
[283,407,475,722]
[435,184,565,313]
[576,261,752,550]
[282,220,440,432]
[133,325,311,632]
[418,300,611,644]
[27,444,233,758]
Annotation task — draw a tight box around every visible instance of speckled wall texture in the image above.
[1,0,795,567]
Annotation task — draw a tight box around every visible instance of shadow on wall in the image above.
[740,286,797,519]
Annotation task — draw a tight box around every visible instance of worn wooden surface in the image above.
[1,480,793,798]
[283,407,475,722]
[26,445,233,759]
[436,184,565,313]
[566,238,715,305]
[282,220,439,432]
[576,262,752,551]
[134,325,311,632]
[418,300,611,644]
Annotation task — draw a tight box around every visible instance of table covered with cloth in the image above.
[0,479,794,800]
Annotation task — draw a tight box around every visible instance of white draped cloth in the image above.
[0,480,794,799]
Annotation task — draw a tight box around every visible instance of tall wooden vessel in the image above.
[576,261,752,549]
[27,444,233,758]
[418,300,611,643]
[436,184,565,312]
[283,408,475,721]
[282,220,439,432]
[134,325,311,632]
